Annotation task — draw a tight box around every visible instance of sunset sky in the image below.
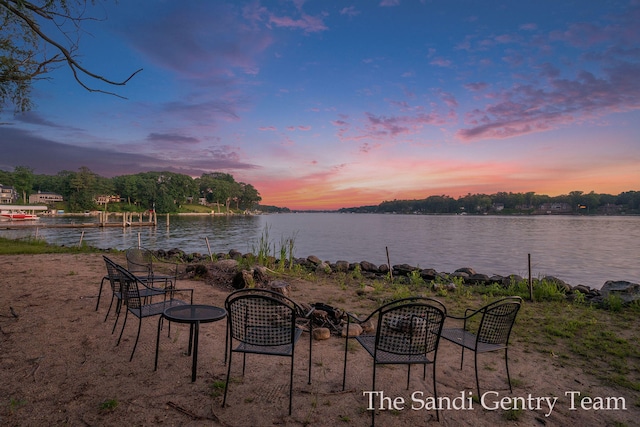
[1,0,639,210]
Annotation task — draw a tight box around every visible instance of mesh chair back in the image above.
[103,256,123,294]
[227,294,296,347]
[125,248,153,277]
[376,302,445,356]
[477,298,521,346]
[115,265,144,310]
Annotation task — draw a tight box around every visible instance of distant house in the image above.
[96,195,122,205]
[29,191,64,205]
[0,185,18,204]
[598,203,623,215]
[538,202,572,214]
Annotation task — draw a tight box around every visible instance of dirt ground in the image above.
[0,253,637,426]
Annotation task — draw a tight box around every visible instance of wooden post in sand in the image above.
[205,237,214,262]
[528,253,533,302]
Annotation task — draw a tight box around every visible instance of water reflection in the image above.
[2,213,639,289]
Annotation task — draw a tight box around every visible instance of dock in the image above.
[0,221,157,230]
[0,211,160,230]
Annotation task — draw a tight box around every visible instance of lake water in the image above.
[2,213,639,289]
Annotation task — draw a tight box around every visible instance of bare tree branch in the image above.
[0,0,141,104]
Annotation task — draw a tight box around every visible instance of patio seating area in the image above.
[94,256,523,425]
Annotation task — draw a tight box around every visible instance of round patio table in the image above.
[154,304,227,382]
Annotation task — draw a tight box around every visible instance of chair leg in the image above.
[432,362,439,422]
[116,310,129,346]
[154,315,163,371]
[224,324,229,365]
[104,294,115,322]
[95,277,106,311]
[308,325,312,385]
[222,350,233,408]
[505,348,512,393]
[474,352,481,398]
[242,353,247,376]
[371,363,377,427]
[288,353,294,415]
[129,318,142,362]
[342,337,348,391]
[111,300,122,334]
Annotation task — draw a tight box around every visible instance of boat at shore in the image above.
[0,210,39,221]
[0,205,48,221]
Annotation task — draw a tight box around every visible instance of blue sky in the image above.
[1,0,639,209]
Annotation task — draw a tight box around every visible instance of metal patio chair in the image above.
[101,256,167,331]
[440,296,522,397]
[125,247,178,288]
[342,297,447,426]
[115,264,193,361]
[222,288,314,415]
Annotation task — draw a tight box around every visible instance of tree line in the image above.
[338,190,640,215]
[0,166,262,214]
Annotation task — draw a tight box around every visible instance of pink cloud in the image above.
[439,91,459,109]
[340,6,360,17]
[520,23,537,31]
[550,22,611,48]
[430,58,452,67]
[268,13,328,33]
[457,62,640,141]
[464,82,489,92]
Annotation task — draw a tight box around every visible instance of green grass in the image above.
[98,398,118,411]
[0,237,102,255]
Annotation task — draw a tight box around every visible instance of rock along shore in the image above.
[145,247,640,306]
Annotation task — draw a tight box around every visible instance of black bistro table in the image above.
[155,304,227,382]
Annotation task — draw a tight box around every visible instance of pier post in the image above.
[206,237,213,262]
[528,254,533,301]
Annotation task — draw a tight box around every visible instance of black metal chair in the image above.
[342,297,447,426]
[115,264,193,362]
[222,288,313,415]
[440,296,522,398]
[101,256,166,332]
[125,247,178,288]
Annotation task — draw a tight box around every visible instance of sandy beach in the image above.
[0,253,637,426]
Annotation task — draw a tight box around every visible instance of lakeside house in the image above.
[0,185,18,204]
[29,191,64,205]
[95,195,122,205]
[537,202,572,214]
